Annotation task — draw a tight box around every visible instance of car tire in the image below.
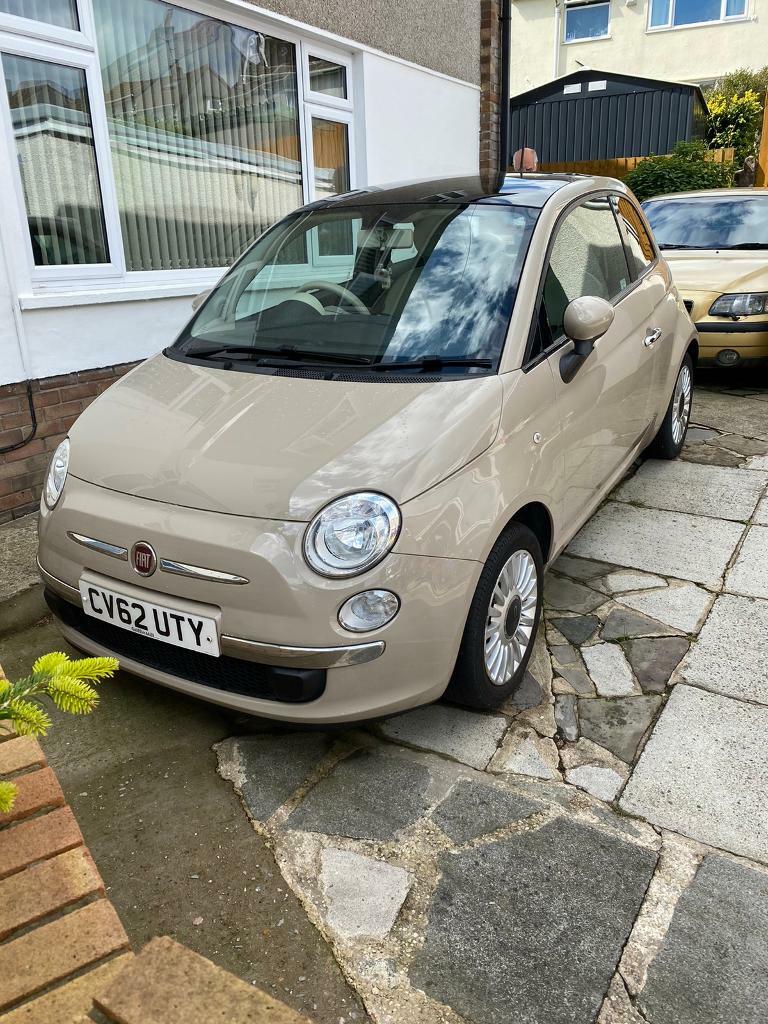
[445,522,543,710]
[645,352,694,460]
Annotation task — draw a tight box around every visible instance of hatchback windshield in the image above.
[171,202,538,374]
[643,195,768,250]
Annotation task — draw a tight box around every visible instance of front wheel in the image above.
[445,523,543,710]
[645,353,693,460]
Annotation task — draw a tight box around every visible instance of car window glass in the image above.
[535,198,630,354]
[612,196,655,276]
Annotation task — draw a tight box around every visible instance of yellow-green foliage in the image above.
[0,653,118,813]
[707,89,763,164]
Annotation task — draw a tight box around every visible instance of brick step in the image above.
[95,936,312,1024]
[2,954,133,1024]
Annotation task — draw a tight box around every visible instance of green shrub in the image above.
[704,66,768,104]
[706,89,763,164]
[624,141,734,202]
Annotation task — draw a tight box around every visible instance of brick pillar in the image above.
[479,0,503,180]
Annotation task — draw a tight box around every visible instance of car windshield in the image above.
[643,195,768,250]
[171,201,539,373]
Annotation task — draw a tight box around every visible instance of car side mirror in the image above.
[559,296,615,383]
[191,288,212,311]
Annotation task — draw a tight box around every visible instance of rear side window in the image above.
[612,196,656,277]
[535,197,630,354]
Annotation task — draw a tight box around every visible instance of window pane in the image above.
[726,0,746,15]
[311,117,351,255]
[673,0,721,25]
[92,0,303,271]
[564,3,609,41]
[613,197,655,277]
[0,0,78,29]
[649,0,671,27]
[308,55,347,99]
[544,199,629,339]
[3,54,109,266]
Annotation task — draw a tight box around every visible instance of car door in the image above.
[527,195,656,529]
[611,194,680,424]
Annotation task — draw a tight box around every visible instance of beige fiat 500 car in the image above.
[38,174,697,723]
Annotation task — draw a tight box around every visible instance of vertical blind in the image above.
[0,0,79,30]
[2,54,109,265]
[92,0,304,271]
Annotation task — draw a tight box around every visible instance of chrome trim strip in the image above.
[220,634,385,668]
[68,532,128,561]
[159,559,249,586]
[37,560,382,669]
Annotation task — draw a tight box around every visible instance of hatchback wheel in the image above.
[646,353,693,460]
[446,523,543,709]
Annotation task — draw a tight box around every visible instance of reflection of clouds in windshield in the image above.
[387,207,528,361]
[646,198,768,247]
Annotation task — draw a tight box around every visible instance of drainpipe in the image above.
[500,0,512,176]
[553,0,562,80]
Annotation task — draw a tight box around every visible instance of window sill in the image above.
[563,35,611,45]
[646,17,749,34]
[18,277,221,310]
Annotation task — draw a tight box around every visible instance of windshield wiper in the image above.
[716,242,768,250]
[369,356,493,372]
[657,244,708,250]
[181,344,372,366]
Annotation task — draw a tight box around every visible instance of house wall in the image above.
[511,0,765,95]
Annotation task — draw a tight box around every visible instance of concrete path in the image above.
[4,381,768,1023]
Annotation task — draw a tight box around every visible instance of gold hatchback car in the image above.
[38,174,696,723]
[643,188,768,367]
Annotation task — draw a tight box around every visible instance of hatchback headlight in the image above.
[44,438,70,509]
[709,293,768,317]
[303,492,401,578]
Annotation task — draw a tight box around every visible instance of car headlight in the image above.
[303,492,401,578]
[709,293,768,317]
[44,437,70,509]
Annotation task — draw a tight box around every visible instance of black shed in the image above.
[509,69,708,165]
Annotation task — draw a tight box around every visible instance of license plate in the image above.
[79,581,220,657]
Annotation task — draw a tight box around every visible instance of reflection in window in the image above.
[649,0,746,27]
[564,2,610,41]
[3,54,109,265]
[312,117,351,255]
[613,196,655,276]
[0,0,79,30]
[643,196,768,249]
[92,0,303,271]
[308,55,347,99]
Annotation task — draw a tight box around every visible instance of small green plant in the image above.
[704,66,768,105]
[0,653,118,813]
[624,141,734,202]
[707,89,763,165]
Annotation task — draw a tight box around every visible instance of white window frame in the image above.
[0,0,359,298]
[563,1,611,44]
[647,0,749,32]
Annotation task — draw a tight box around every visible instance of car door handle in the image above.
[644,328,663,348]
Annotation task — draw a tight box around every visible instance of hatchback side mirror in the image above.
[559,296,615,383]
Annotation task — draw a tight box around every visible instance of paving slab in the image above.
[725,524,768,599]
[554,693,579,740]
[754,496,768,524]
[618,583,714,634]
[568,502,744,587]
[287,749,431,840]
[620,685,768,863]
[624,637,689,694]
[640,855,768,1024]
[550,554,615,580]
[713,432,768,456]
[489,726,560,780]
[379,704,507,770]
[604,571,667,593]
[216,733,333,822]
[431,779,540,843]
[746,454,768,470]
[582,643,638,697]
[601,606,678,640]
[550,614,600,645]
[578,696,661,763]
[693,389,768,440]
[544,575,606,613]
[681,444,744,468]
[679,593,768,704]
[565,764,624,802]
[613,460,764,520]
[320,849,411,940]
[684,426,720,445]
[409,817,657,1024]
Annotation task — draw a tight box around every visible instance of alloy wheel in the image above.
[484,549,538,686]
[671,362,692,445]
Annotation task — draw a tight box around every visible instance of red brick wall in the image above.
[0,363,139,524]
[479,0,502,180]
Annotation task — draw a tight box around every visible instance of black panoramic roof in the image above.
[308,173,577,211]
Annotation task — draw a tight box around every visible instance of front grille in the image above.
[45,590,325,704]
[683,300,694,314]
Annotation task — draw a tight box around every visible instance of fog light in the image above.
[338,590,399,633]
[717,349,741,366]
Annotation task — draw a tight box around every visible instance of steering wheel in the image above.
[294,280,370,315]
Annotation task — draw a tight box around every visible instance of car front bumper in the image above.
[38,475,480,723]
[693,321,768,365]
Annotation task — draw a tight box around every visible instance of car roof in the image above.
[644,188,768,202]
[306,173,584,211]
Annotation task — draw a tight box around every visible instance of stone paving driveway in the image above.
[213,384,768,1024]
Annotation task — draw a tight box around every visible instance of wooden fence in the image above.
[532,147,735,180]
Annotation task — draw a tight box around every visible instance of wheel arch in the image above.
[499,500,554,565]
